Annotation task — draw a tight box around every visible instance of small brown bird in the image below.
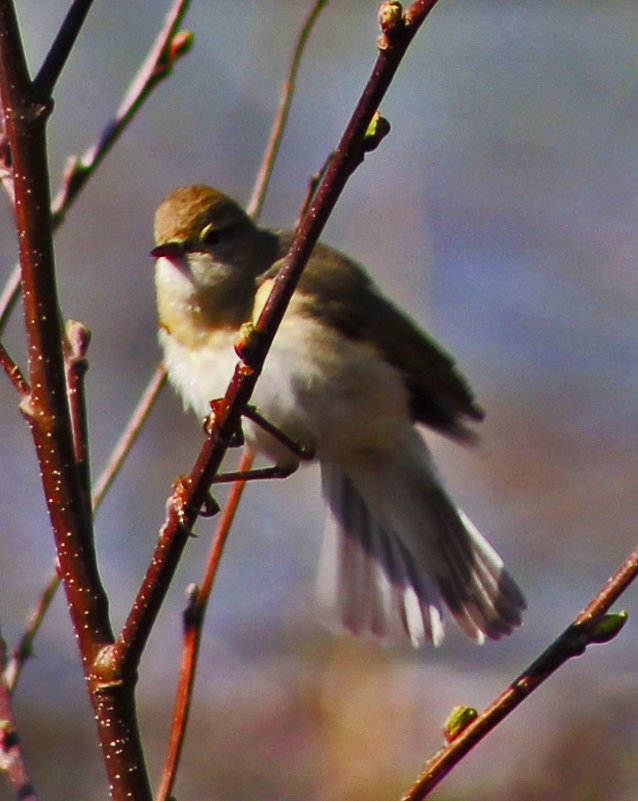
[151,185,525,647]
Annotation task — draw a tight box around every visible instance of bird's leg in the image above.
[242,404,315,461]
[211,463,297,484]
[203,399,314,484]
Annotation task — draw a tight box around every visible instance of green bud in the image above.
[363,111,391,152]
[443,704,478,742]
[169,30,194,61]
[588,611,628,644]
[234,321,265,367]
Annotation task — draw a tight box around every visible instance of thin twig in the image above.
[63,320,93,522]
[92,363,167,512]
[0,636,39,801]
[401,542,638,800]
[3,572,60,695]
[156,450,254,801]
[0,340,28,395]
[34,0,94,96]
[51,0,192,226]
[3,365,167,694]
[294,151,333,230]
[247,0,328,219]
[0,266,20,335]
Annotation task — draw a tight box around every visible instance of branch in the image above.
[0,0,192,337]
[3,572,60,695]
[108,0,441,683]
[0,2,153,798]
[0,0,110,657]
[158,4,331,786]
[92,363,167,512]
[0,639,39,801]
[402,542,638,799]
[0,266,20,335]
[156,449,254,801]
[0,0,192,696]
[247,0,328,219]
[3,364,168,695]
[51,0,192,226]
[33,0,94,96]
[0,340,29,396]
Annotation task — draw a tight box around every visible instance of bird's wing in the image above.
[259,238,483,440]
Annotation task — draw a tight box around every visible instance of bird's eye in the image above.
[200,223,222,247]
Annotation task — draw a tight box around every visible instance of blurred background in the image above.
[2,1,638,798]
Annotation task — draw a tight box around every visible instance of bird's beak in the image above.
[149,242,185,260]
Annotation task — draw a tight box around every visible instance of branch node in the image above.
[65,318,91,363]
[377,1,405,50]
[183,583,202,628]
[363,110,391,152]
[204,399,244,448]
[443,705,478,743]
[234,321,266,370]
[18,393,37,422]
[154,30,194,80]
[586,611,628,644]
[167,30,194,65]
[91,645,126,692]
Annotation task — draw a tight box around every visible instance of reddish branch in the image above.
[156,449,255,801]
[402,546,637,799]
[51,0,192,226]
[157,3,330,793]
[247,0,329,220]
[0,657,38,801]
[108,0,443,687]
[0,0,188,797]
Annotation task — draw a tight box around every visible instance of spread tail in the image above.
[316,443,525,647]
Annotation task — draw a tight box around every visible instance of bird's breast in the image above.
[159,326,239,418]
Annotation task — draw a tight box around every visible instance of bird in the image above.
[150,184,526,648]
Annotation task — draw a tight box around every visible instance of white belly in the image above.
[160,315,411,469]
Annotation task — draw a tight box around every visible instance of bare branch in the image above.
[0,266,20,335]
[51,0,192,226]
[401,542,638,800]
[0,340,28,395]
[0,639,39,801]
[34,0,94,96]
[294,150,333,230]
[0,1,153,797]
[247,0,328,219]
[3,572,60,695]
[156,450,254,801]
[92,364,167,512]
[4,364,167,694]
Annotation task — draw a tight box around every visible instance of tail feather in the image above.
[317,464,445,647]
[317,448,525,648]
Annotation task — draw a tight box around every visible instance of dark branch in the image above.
[34,0,94,96]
